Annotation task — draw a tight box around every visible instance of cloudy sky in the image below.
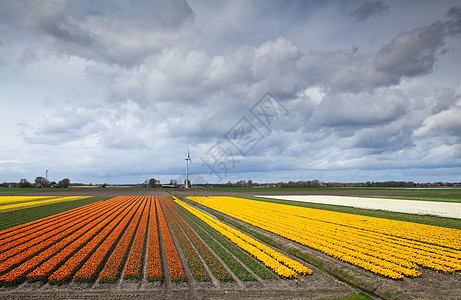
[1,0,460,185]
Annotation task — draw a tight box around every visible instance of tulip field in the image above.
[0,195,312,288]
[187,196,461,279]
[0,190,460,299]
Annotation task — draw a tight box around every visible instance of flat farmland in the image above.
[1,187,460,299]
[0,190,354,300]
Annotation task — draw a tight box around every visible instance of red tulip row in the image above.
[45,198,140,284]
[0,197,130,285]
[156,198,186,282]
[159,197,210,282]
[74,197,147,283]
[163,198,233,282]
[123,197,151,280]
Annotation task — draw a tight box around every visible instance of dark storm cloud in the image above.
[446,6,461,35]
[309,90,409,128]
[350,1,389,22]
[375,22,446,81]
[375,7,461,84]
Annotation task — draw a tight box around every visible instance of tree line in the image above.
[2,177,70,188]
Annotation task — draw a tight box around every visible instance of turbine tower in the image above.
[185,146,192,189]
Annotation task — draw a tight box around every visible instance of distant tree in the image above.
[247,179,253,187]
[34,176,49,187]
[148,178,158,188]
[58,178,70,188]
[169,179,177,186]
[18,178,31,188]
[184,179,191,187]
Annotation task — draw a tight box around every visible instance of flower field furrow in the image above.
[172,198,276,280]
[188,196,461,279]
[177,199,312,279]
[98,196,148,282]
[0,197,127,285]
[165,198,235,281]
[122,197,151,280]
[39,197,138,284]
[156,197,186,282]
[167,197,253,281]
[146,197,162,281]
[159,197,210,282]
[74,197,146,283]
[0,197,117,245]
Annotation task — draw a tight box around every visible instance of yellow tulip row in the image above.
[0,196,91,213]
[0,196,55,206]
[188,196,461,279]
[175,199,312,279]
[220,201,414,279]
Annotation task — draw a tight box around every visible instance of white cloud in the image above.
[413,99,461,138]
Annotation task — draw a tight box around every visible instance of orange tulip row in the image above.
[146,197,162,281]
[123,197,151,280]
[159,197,210,282]
[0,197,105,244]
[156,197,186,282]
[0,200,119,264]
[74,197,147,283]
[0,197,129,285]
[163,197,233,282]
[46,197,140,284]
[0,198,109,252]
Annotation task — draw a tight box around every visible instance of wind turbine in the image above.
[185,146,192,189]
